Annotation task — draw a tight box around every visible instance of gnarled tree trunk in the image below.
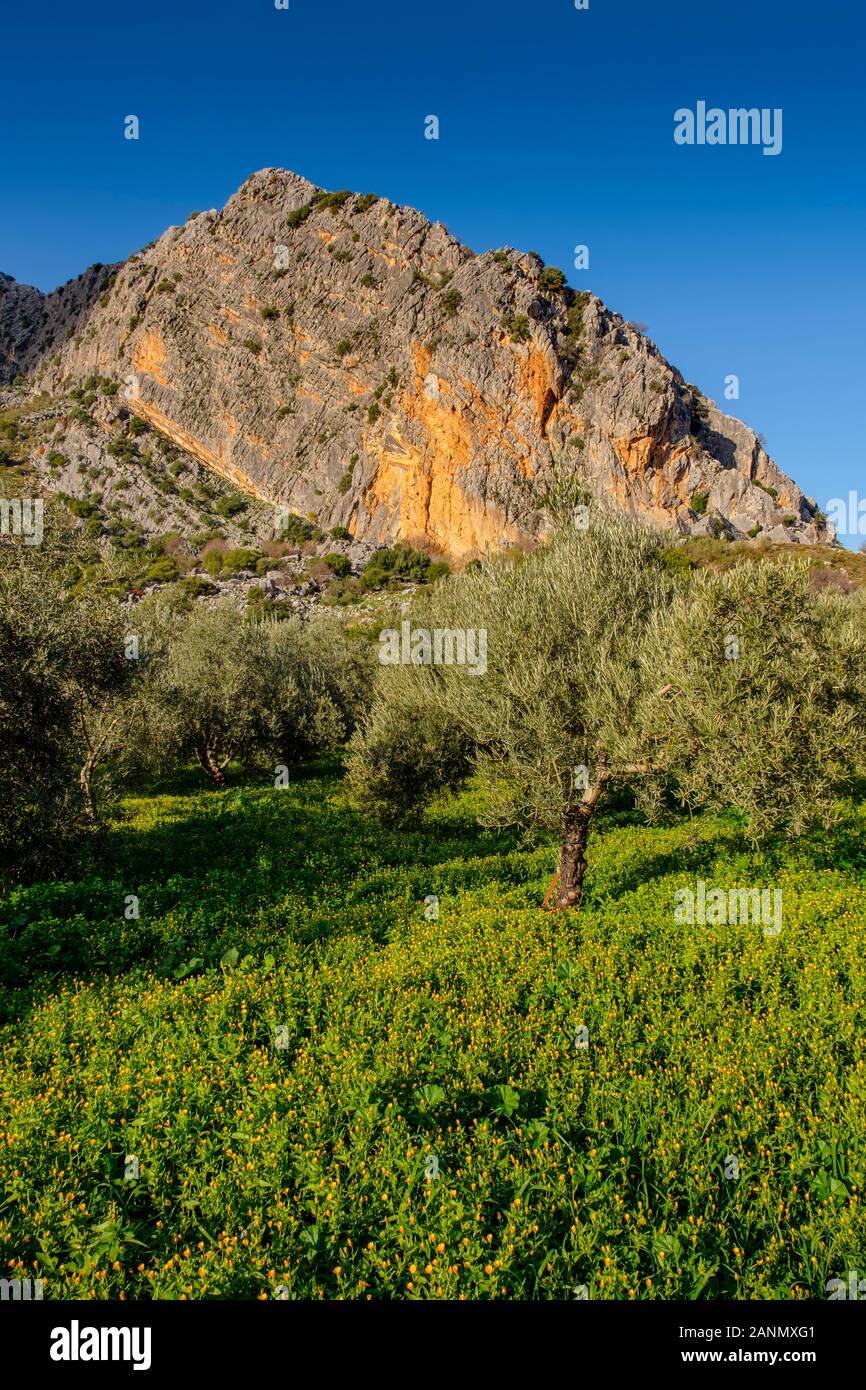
[196,745,228,786]
[550,760,611,911]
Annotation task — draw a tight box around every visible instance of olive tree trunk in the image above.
[196,745,229,787]
[550,762,611,911]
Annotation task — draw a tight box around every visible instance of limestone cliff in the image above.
[0,170,830,553]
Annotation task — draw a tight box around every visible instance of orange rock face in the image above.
[4,168,829,551]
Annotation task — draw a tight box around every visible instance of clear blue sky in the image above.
[1,0,863,541]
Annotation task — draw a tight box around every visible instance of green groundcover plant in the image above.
[0,769,864,1300]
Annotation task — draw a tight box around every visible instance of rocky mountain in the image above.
[0,168,831,555]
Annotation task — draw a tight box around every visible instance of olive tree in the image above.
[262,613,373,766]
[634,557,866,838]
[0,526,135,880]
[349,521,866,909]
[145,601,372,784]
[349,518,672,908]
[73,591,176,816]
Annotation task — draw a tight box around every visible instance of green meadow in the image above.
[1,765,864,1300]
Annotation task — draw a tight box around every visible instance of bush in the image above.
[202,551,226,578]
[215,493,248,518]
[501,311,530,342]
[278,513,322,545]
[179,575,217,599]
[62,495,100,520]
[245,588,295,622]
[657,545,696,580]
[107,436,138,463]
[691,491,709,517]
[539,266,566,292]
[314,190,352,213]
[145,556,180,584]
[286,204,312,229]
[440,288,462,318]
[360,544,444,589]
[567,293,590,332]
[323,553,351,579]
[219,548,261,578]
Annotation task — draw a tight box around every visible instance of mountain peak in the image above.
[0,172,831,552]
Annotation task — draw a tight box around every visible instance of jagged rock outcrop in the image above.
[0,169,831,554]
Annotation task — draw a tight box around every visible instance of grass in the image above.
[1,766,864,1300]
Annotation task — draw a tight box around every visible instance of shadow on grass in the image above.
[101,765,523,892]
[585,800,866,908]
[0,764,528,1021]
[585,821,747,906]
[4,768,863,1027]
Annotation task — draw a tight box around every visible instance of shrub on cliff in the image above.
[539,266,566,292]
[440,287,462,318]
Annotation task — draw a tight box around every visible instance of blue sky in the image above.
[1,0,863,542]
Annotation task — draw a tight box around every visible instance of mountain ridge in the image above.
[0,168,832,554]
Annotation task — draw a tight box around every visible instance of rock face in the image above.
[0,169,831,553]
